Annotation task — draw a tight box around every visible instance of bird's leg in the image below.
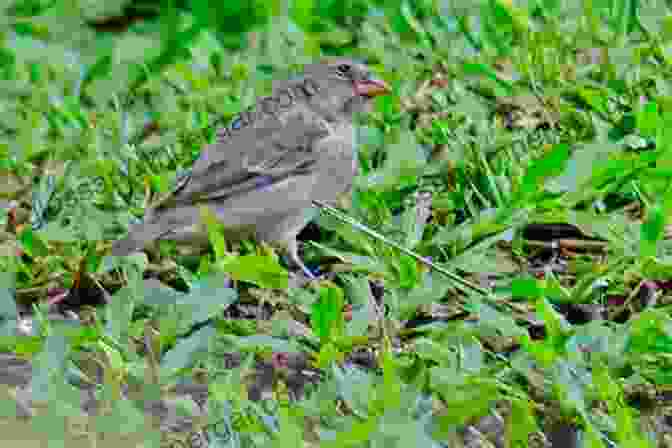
[285,238,316,279]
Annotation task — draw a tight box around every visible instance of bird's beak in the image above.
[354,77,391,98]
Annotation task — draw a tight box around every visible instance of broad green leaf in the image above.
[220,254,289,290]
[637,100,659,138]
[511,277,543,299]
[640,204,664,258]
[0,271,17,319]
[519,143,571,198]
[311,284,345,345]
[29,332,69,402]
[431,373,500,426]
[176,274,237,327]
[161,325,215,378]
[506,398,538,448]
[18,226,48,258]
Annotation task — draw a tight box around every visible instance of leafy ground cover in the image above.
[2,0,672,446]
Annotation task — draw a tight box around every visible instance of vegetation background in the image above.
[2,0,672,446]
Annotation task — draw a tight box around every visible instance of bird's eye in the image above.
[336,64,352,77]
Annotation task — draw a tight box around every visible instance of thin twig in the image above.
[312,200,495,300]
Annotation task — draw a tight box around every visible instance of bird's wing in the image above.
[152,104,332,210]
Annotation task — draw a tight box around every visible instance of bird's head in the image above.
[296,58,391,121]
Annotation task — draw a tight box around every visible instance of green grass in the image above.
[2,0,672,446]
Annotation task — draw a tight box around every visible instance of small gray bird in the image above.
[111,59,390,277]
